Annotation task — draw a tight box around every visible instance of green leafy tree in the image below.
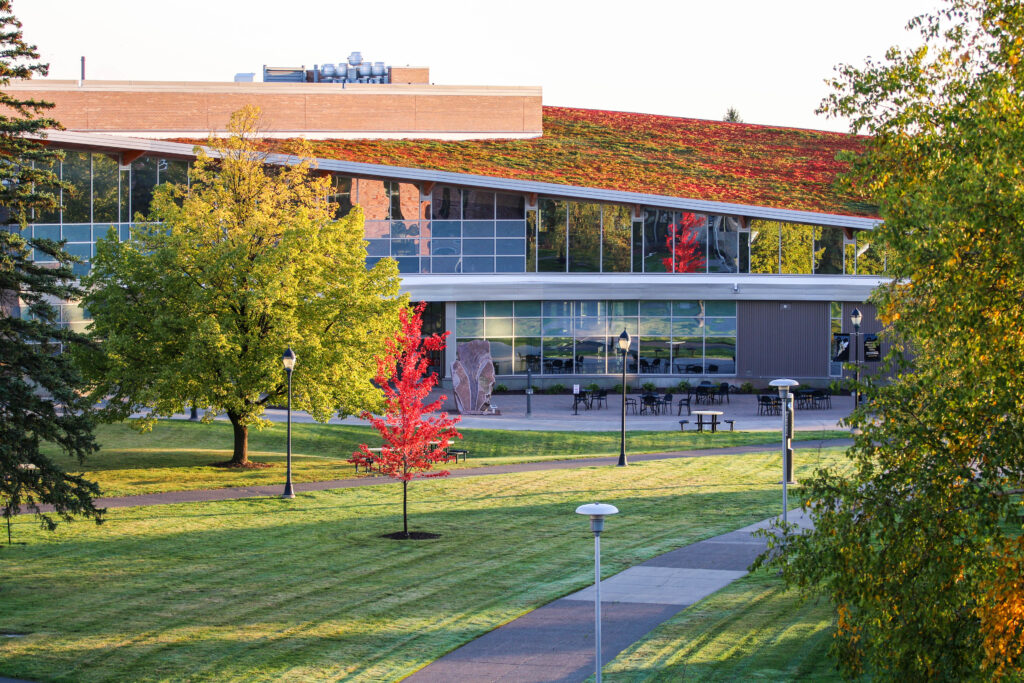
[0,0,103,532]
[80,106,405,467]
[722,107,743,123]
[756,1,1024,679]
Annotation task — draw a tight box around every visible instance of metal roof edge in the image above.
[39,130,882,230]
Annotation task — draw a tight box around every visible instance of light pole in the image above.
[769,378,799,524]
[281,347,297,499]
[617,329,631,467]
[526,365,533,417]
[850,308,862,408]
[576,502,619,683]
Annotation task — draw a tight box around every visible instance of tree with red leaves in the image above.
[661,212,706,273]
[350,303,462,539]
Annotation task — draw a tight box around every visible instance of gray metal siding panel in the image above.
[737,301,830,379]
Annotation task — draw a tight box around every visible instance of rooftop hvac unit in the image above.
[263,65,305,83]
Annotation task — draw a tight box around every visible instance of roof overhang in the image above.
[38,130,882,230]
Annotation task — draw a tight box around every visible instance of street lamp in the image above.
[769,378,799,524]
[617,329,631,467]
[576,502,619,683]
[281,347,297,499]
[850,308,862,408]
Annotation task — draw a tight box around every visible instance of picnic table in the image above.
[692,410,724,433]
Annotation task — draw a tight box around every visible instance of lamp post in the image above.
[617,329,631,467]
[281,347,297,499]
[576,502,619,683]
[850,308,862,408]
[769,378,799,524]
[526,365,533,417]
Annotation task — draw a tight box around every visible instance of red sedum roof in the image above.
[188,107,876,218]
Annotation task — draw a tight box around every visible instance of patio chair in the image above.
[812,389,832,409]
[718,382,731,404]
[658,393,673,414]
[591,389,609,409]
[677,393,692,416]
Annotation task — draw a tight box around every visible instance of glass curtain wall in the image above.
[454,299,737,376]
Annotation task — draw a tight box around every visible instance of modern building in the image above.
[8,61,889,388]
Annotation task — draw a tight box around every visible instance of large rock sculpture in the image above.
[451,340,496,414]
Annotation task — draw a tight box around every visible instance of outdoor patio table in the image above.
[692,410,724,433]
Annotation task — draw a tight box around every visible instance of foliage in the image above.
[756,1,1024,679]
[492,383,509,393]
[722,106,744,123]
[189,107,874,217]
[0,0,102,532]
[739,381,755,394]
[661,213,706,272]
[641,381,657,392]
[79,106,404,466]
[675,380,691,392]
[350,303,461,537]
[585,382,601,392]
[546,382,567,394]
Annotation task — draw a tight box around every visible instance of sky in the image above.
[18,0,937,133]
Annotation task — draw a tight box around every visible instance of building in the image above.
[8,62,888,389]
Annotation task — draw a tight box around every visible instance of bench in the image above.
[445,448,469,463]
[724,419,735,432]
[678,420,689,431]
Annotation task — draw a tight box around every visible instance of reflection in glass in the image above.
[514,317,541,336]
[543,337,574,374]
[456,301,484,317]
[602,205,632,272]
[394,182,419,221]
[92,153,119,224]
[463,190,494,220]
[672,337,704,374]
[488,338,514,375]
[355,179,388,220]
[708,216,740,273]
[567,201,601,272]
[609,336,637,373]
[160,159,188,187]
[704,301,736,316]
[855,231,885,275]
[431,186,461,220]
[643,208,672,272]
[330,176,354,218]
[526,210,537,272]
[495,193,525,219]
[668,212,707,273]
[514,337,541,373]
[576,336,606,374]
[639,337,670,373]
[130,156,159,219]
[814,226,844,274]
[63,151,91,223]
[748,220,779,273]
[537,198,566,272]
[780,221,814,274]
[484,317,513,336]
[705,337,736,374]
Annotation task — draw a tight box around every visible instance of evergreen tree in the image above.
[0,0,103,534]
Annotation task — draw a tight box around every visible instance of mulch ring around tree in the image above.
[382,531,441,540]
[209,461,274,469]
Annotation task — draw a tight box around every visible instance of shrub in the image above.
[641,381,657,392]
[493,384,509,393]
[676,379,691,392]
[585,382,601,392]
[547,383,567,394]
[739,381,755,394]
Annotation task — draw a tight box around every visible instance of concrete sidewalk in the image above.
[165,390,853,433]
[408,509,812,682]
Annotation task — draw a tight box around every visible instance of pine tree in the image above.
[0,0,103,536]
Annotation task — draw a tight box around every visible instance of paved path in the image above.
[24,439,850,513]
[164,390,852,433]
[408,509,813,682]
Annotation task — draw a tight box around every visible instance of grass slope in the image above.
[43,420,848,497]
[601,571,838,681]
[0,450,849,682]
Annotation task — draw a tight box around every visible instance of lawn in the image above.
[43,420,849,497]
[0,450,849,682]
[601,571,838,681]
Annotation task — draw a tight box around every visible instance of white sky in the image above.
[19,0,936,132]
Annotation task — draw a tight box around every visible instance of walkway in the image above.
[408,509,813,682]
[26,439,850,513]
[165,390,853,433]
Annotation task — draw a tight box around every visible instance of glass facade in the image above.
[454,300,736,376]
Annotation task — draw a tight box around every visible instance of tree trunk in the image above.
[228,411,249,466]
[402,479,408,537]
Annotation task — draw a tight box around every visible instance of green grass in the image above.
[601,571,839,681]
[43,420,849,497]
[0,450,849,682]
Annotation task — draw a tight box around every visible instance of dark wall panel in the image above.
[737,301,830,379]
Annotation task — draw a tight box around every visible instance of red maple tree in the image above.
[661,212,707,273]
[350,302,462,538]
